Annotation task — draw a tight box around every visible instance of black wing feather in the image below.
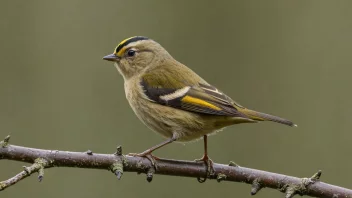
[140,78,249,118]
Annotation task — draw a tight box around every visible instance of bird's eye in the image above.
[127,49,136,57]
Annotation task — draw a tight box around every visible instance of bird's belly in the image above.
[129,98,207,141]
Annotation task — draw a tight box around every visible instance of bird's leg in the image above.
[128,136,176,168]
[195,135,215,183]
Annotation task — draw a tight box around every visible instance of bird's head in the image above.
[103,36,171,80]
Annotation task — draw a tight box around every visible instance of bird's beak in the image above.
[103,54,120,62]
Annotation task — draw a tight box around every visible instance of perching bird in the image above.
[103,36,296,178]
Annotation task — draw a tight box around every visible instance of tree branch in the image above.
[0,136,351,197]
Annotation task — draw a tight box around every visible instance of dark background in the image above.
[1,1,351,197]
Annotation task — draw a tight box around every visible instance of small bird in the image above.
[103,36,296,176]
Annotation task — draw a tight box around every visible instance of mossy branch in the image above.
[0,135,351,197]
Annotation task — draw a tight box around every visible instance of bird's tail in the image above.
[239,108,297,127]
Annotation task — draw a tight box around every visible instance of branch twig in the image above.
[1,135,351,197]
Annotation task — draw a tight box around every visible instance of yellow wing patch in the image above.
[182,96,221,111]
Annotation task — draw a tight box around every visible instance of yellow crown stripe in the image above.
[117,36,135,48]
[116,46,127,57]
[181,96,221,111]
[113,36,149,57]
[114,37,135,55]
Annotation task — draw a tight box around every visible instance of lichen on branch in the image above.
[0,135,351,198]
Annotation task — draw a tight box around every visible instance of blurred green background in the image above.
[1,1,351,197]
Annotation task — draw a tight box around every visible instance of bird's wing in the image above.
[140,72,249,118]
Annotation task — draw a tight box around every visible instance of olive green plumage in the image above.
[103,36,296,154]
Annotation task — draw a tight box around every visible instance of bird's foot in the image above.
[194,154,215,183]
[127,152,160,169]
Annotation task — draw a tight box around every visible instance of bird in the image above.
[103,36,296,179]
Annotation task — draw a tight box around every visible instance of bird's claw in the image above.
[127,152,159,169]
[195,155,215,183]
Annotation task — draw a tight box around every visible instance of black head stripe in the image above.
[115,36,149,54]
